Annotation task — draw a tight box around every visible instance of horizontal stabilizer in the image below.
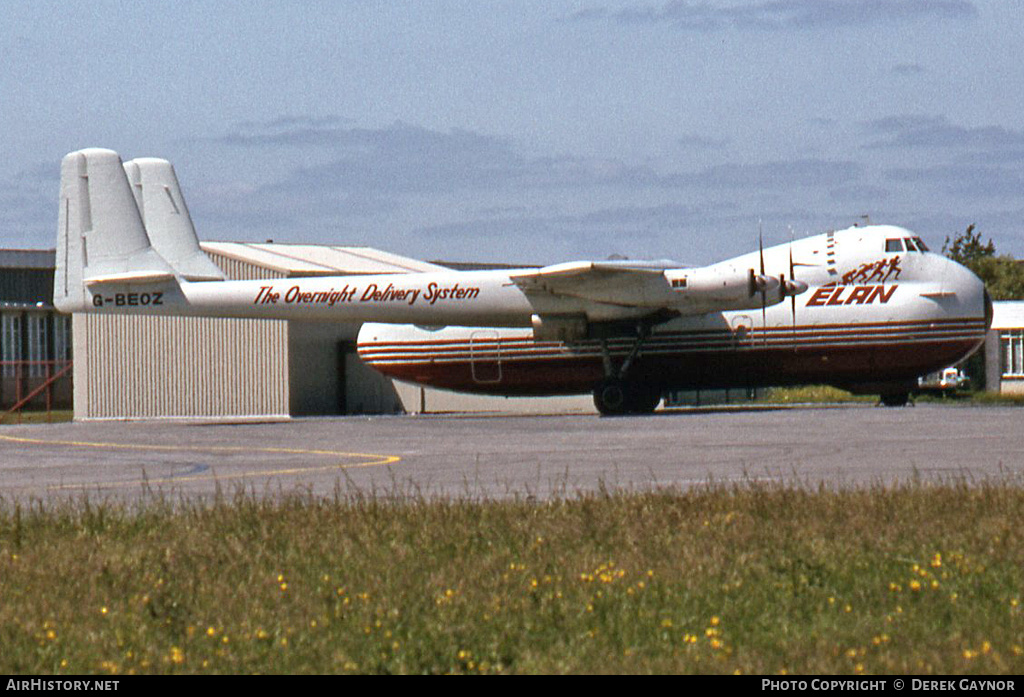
[84,270,177,285]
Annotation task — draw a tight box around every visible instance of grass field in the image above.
[0,410,74,426]
[1,482,1022,675]
[760,385,1024,406]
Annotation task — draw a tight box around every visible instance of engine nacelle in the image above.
[666,267,780,311]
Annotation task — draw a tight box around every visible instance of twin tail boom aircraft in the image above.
[54,148,990,414]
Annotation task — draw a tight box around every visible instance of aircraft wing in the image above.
[509,259,683,309]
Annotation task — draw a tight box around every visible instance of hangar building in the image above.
[986,300,1024,395]
[67,242,593,419]
[72,242,445,419]
[0,250,72,411]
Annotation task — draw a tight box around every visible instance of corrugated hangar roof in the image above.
[0,249,55,269]
[200,242,449,277]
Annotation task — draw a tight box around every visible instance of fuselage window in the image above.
[885,238,904,253]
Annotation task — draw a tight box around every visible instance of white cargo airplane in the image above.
[54,148,991,414]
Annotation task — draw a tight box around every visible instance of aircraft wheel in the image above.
[593,379,630,416]
[593,380,660,416]
[879,392,910,407]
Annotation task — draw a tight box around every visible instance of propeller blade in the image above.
[759,227,767,343]
[789,241,797,327]
[759,227,766,276]
[761,289,767,337]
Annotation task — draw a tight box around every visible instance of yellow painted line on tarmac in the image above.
[0,432,401,490]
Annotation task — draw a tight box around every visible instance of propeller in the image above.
[779,230,808,338]
[779,241,809,301]
[746,227,782,345]
[747,225,809,346]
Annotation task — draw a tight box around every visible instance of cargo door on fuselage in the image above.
[470,330,502,384]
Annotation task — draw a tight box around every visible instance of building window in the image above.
[53,314,72,364]
[26,313,49,377]
[1,313,22,377]
[1002,330,1024,378]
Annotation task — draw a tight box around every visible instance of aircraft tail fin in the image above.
[123,158,226,282]
[55,148,177,313]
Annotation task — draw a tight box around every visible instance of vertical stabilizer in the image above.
[54,148,177,313]
[124,158,225,282]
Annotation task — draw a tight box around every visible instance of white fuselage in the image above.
[354,226,990,397]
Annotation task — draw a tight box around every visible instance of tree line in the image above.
[943,224,1024,300]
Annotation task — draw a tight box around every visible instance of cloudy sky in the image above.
[2,1,1023,265]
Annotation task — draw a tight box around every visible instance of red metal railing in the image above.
[0,361,73,423]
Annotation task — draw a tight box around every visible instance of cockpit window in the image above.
[904,237,918,252]
[913,236,929,251]
[885,238,904,253]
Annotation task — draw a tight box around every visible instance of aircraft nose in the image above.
[941,254,990,324]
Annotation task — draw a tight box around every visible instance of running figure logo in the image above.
[840,256,901,285]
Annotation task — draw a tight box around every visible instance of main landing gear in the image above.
[593,377,662,416]
[592,325,662,416]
